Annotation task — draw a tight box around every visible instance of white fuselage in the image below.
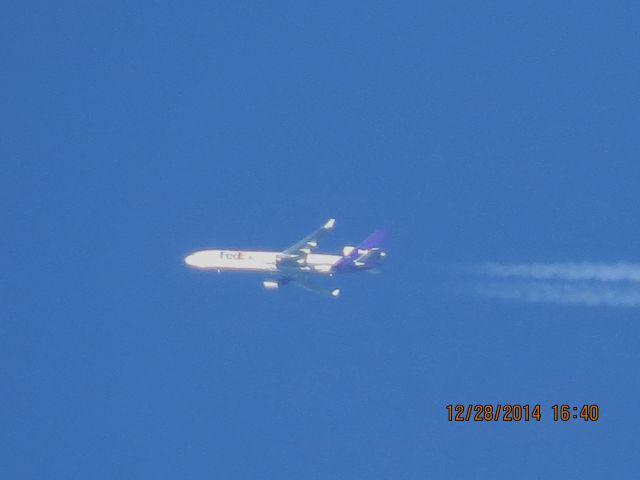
[184,249,342,275]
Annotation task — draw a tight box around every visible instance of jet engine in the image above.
[262,280,280,289]
[262,278,291,289]
[342,245,355,256]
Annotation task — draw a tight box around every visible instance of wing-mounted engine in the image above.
[262,278,292,289]
[262,280,280,289]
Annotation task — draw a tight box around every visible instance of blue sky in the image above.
[2,1,639,478]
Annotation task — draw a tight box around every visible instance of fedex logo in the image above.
[220,251,246,260]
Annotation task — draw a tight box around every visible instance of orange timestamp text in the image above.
[446,404,600,422]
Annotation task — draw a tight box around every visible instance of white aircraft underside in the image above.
[184,219,386,297]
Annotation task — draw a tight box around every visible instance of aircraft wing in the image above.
[277,274,340,297]
[281,218,336,256]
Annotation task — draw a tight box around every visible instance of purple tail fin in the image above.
[335,229,386,271]
[356,229,386,250]
[345,229,386,260]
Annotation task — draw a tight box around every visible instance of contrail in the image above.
[479,282,640,307]
[475,262,640,307]
[482,262,640,283]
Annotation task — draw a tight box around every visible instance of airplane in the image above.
[184,219,386,297]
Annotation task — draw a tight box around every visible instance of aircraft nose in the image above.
[184,253,197,266]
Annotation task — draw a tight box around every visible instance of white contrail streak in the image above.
[479,282,640,307]
[475,262,640,307]
[482,262,640,283]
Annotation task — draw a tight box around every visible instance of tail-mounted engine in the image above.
[342,245,355,256]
